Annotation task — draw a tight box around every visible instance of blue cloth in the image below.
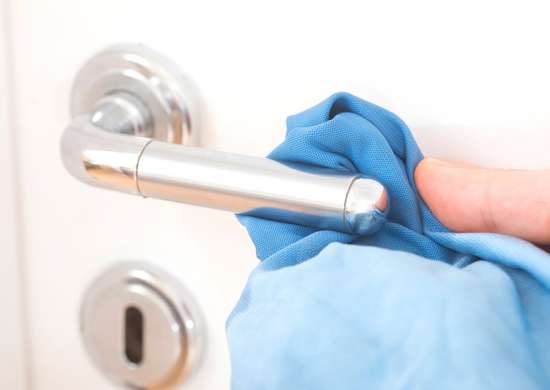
[228,92,550,389]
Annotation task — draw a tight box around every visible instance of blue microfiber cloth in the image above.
[228,92,550,389]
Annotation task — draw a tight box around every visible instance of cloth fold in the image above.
[228,92,550,389]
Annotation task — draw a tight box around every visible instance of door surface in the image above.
[3,0,550,389]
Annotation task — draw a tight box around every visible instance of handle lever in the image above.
[60,45,388,235]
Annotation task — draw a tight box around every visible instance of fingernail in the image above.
[423,157,477,169]
[423,157,455,167]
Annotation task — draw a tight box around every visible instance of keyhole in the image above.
[124,306,144,365]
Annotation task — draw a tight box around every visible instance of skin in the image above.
[414,158,550,245]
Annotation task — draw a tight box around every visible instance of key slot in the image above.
[124,306,144,365]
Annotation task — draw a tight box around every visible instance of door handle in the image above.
[60,45,389,235]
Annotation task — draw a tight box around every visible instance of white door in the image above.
[2,0,550,389]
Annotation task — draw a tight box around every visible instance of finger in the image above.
[414,157,550,244]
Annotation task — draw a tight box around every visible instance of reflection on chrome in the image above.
[61,44,390,236]
[62,115,389,235]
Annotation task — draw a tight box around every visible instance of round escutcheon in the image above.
[80,262,205,389]
[71,44,200,145]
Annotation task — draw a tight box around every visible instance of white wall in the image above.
[0,0,28,388]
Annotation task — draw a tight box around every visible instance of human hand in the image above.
[415,158,550,244]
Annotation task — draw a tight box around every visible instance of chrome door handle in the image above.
[60,45,389,235]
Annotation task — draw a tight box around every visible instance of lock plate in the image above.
[80,262,205,389]
[71,44,200,145]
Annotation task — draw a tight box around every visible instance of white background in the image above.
[1,0,550,389]
[0,0,27,388]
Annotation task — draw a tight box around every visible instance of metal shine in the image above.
[60,44,389,236]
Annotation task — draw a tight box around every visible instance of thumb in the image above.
[415,157,550,244]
